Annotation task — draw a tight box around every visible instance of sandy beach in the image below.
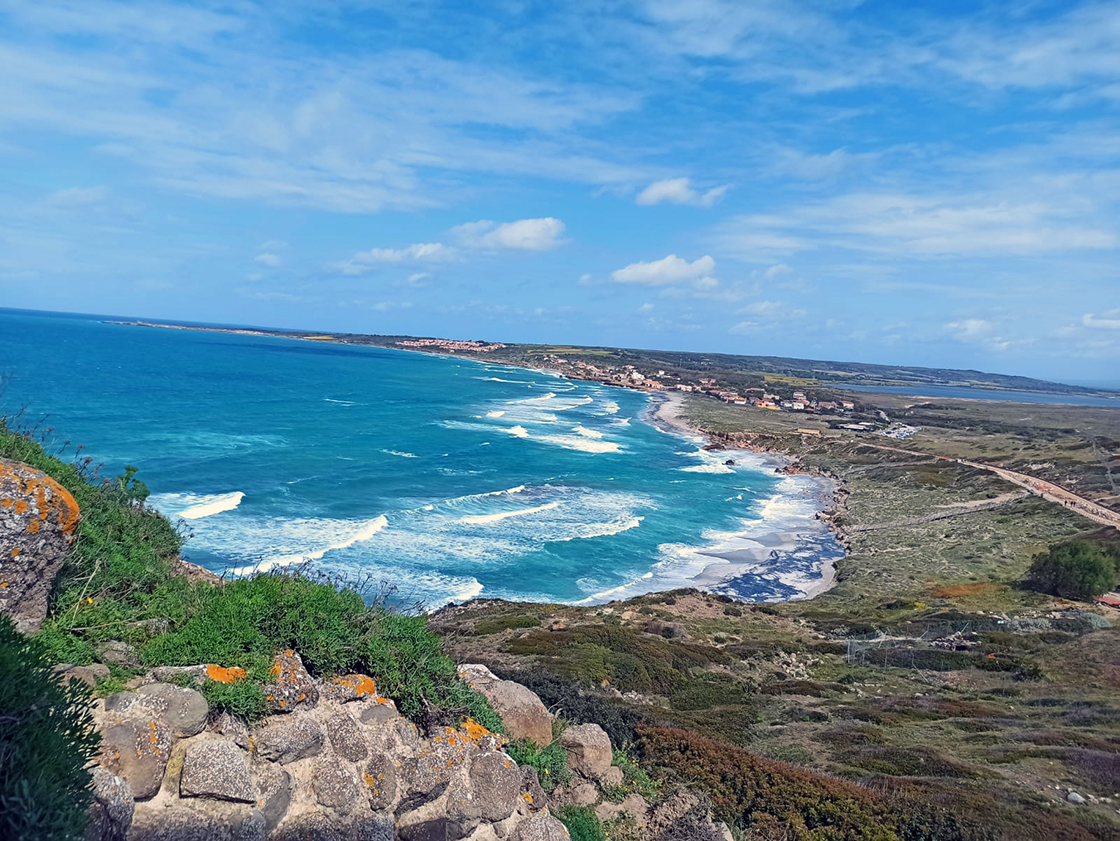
[646,390,845,603]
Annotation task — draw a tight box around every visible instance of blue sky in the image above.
[2,1,1119,383]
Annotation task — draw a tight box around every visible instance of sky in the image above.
[1,1,1119,384]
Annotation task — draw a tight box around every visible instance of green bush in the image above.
[201,679,269,722]
[506,721,571,792]
[553,805,606,841]
[0,615,100,841]
[611,748,661,800]
[1025,541,1118,600]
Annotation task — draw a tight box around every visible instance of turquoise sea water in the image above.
[0,309,841,607]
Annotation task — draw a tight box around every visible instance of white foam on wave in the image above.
[380,449,418,459]
[508,392,556,404]
[476,376,535,384]
[680,463,736,474]
[612,417,631,427]
[324,398,357,406]
[152,491,245,520]
[459,501,560,524]
[508,425,530,438]
[573,425,603,439]
[602,401,620,414]
[486,410,506,418]
[229,514,389,575]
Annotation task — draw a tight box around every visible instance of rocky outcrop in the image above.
[85,666,561,841]
[459,664,554,747]
[0,458,80,633]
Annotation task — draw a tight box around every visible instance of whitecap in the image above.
[324,398,357,406]
[152,491,245,520]
[459,501,560,524]
[486,410,506,418]
[229,514,388,574]
[507,392,556,404]
[380,449,418,459]
[572,425,604,439]
[680,463,736,474]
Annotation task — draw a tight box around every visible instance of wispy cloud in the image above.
[452,218,566,250]
[1083,309,1120,330]
[636,178,728,208]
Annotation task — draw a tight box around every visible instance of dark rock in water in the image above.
[702,443,725,451]
[724,459,735,466]
[0,458,80,634]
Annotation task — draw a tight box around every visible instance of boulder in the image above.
[254,714,325,764]
[469,751,522,821]
[352,815,395,841]
[512,811,571,841]
[312,757,362,812]
[266,649,319,713]
[326,710,369,761]
[85,766,134,841]
[643,620,686,639]
[601,766,624,787]
[0,458,79,633]
[136,682,209,737]
[1067,791,1086,804]
[363,751,399,811]
[559,724,612,780]
[180,740,258,803]
[99,716,173,799]
[55,662,110,689]
[569,783,597,807]
[360,701,421,753]
[97,640,142,670]
[128,807,227,841]
[459,665,553,747]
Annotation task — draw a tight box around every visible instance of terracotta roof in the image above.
[1094,593,1120,608]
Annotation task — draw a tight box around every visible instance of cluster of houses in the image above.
[396,338,508,352]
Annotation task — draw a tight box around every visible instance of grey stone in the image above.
[364,751,399,811]
[97,640,142,670]
[559,724,612,780]
[270,813,348,841]
[0,458,79,634]
[312,756,361,812]
[521,767,548,812]
[601,766,624,787]
[126,617,170,636]
[99,716,173,800]
[399,819,451,841]
[231,810,267,841]
[254,714,325,764]
[137,682,209,737]
[360,702,421,753]
[55,662,110,689]
[469,751,522,821]
[85,766,133,841]
[326,710,369,761]
[512,812,571,841]
[254,764,291,832]
[180,740,258,803]
[103,691,141,715]
[1067,790,1086,804]
[128,807,227,841]
[265,649,319,713]
[214,710,253,750]
[407,751,460,798]
[353,814,395,841]
[459,665,553,747]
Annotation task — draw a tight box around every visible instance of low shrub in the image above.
[473,615,540,635]
[200,679,269,723]
[553,805,606,841]
[0,615,100,841]
[505,721,571,792]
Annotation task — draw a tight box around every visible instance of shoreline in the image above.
[643,391,846,604]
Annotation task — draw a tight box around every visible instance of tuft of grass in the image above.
[553,806,606,841]
[505,720,571,792]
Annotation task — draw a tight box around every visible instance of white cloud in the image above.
[637,302,655,313]
[729,321,760,335]
[452,217,566,250]
[1083,309,1120,330]
[738,300,806,319]
[43,186,109,206]
[333,242,454,274]
[636,178,728,208]
[611,254,716,286]
[254,252,281,267]
[944,318,993,339]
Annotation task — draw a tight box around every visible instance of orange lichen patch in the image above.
[149,720,158,746]
[0,498,13,508]
[206,665,247,683]
[27,520,40,534]
[10,547,21,557]
[448,718,508,748]
[331,674,378,697]
[930,583,996,599]
[0,461,80,537]
[269,662,283,678]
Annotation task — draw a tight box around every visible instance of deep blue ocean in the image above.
[0,309,841,608]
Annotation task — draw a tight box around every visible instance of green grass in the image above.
[505,719,571,792]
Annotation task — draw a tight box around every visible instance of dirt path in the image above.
[856,442,1120,531]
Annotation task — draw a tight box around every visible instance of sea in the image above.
[0,308,842,609]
